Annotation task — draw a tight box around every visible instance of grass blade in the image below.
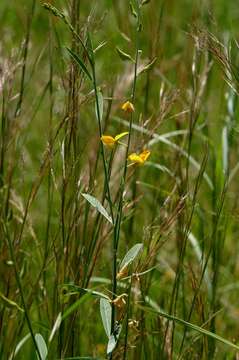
[66,47,92,82]
[139,305,239,352]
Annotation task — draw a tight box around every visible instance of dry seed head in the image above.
[112,293,128,309]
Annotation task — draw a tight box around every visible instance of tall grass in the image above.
[1,0,239,359]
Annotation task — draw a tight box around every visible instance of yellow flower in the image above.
[101,132,129,148]
[121,101,135,113]
[128,149,151,165]
[100,135,115,147]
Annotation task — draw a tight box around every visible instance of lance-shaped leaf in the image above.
[138,58,157,76]
[107,323,122,356]
[11,333,31,358]
[49,312,62,343]
[86,31,95,66]
[81,193,113,224]
[61,284,111,300]
[95,89,104,123]
[35,334,48,360]
[119,243,143,273]
[0,291,24,312]
[116,47,135,62]
[130,1,137,18]
[66,47,92,82]
[100,298,112,338]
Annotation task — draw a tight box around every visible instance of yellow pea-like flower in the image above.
[139,149,151,162]
[128,149,151,165]
[121,101,135,113]
[101,132,129,148]
[100,135,116,148]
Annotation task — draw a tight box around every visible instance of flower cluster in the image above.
[100,101,151,166]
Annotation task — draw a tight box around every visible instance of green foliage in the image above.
[1,0,239,359]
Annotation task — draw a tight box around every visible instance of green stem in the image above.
[2,223,42,359]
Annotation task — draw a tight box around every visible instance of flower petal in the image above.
[121,101,135,113]
[139,150,151,162]
[114,131,129,141]
[101,135,116,147]
[128,153,144,164]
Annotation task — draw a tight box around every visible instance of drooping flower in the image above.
[128,149,151,165]
[101,132,129,148]
[121,100,135,113]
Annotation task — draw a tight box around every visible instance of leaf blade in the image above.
[107,323,122,356]
[95,89,104,123]
[138,305,239,352]
[119,243,143,271]
[49,312,62,343]
[100,298,112,338]
[35,333,48,360]
[116,47,135,62]
[0,291,24,312]
[81,193,113,224]
[66,47,92,82]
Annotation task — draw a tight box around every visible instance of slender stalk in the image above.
[2,223,42,359]
[15,0,36,117]
[111,0,141,351]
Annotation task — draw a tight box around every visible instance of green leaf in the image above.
[222,125,228,175]
[107,334,117,355]
[0,291,24,312]
[62,294,91,321]
[107,323,122,356]
[81,193,113,224]
[49,312,62,343]
[129,2,137,18]
[95,89,104,123]
[116,47,135,62]
[119,243,143,272]
[60,287,110,321]
[59,357,100,360]
[66,47,92,82]
[138,58,157,75]
[35,333,48,360]
[61,284,110,300]
[94,40,107,54]
[11,333,31,358]
[100,298,112,338]
[86,31,95,66]
[139,305,239,352]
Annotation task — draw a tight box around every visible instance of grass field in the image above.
[1,0,239,359]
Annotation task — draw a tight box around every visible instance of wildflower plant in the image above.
[128,149,151,165]
[101,132,129,148]
[121,100,135,113]
[2,1,239,360]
